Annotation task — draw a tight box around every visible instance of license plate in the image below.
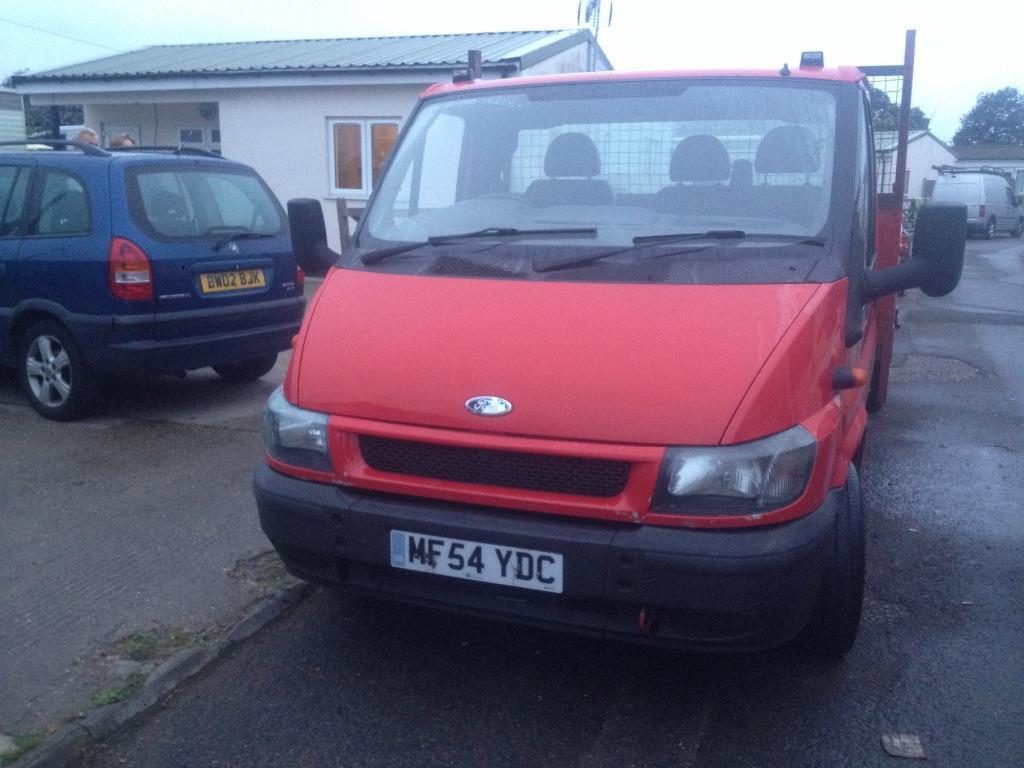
[390,530,563,593]
[199,269,266,294]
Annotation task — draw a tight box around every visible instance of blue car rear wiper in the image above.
[359,227,597,265]
[533,230,747,273]
[212,231,277,252]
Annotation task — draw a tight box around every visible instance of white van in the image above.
[931,167,1022,238]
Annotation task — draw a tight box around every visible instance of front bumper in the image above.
[254,462,841,653]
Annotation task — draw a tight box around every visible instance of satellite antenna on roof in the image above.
[577,0,613,40]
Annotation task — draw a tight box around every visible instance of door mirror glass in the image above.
[863,202,966,301]
[912,202,966,297]
[287,199,339,275]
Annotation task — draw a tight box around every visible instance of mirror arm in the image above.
[860,262,925,303]
[315,241,342,266]
[862,261,925,303]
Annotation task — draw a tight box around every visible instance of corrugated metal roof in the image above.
[15,29,587,81]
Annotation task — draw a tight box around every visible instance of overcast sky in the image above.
[1,0,1021,143]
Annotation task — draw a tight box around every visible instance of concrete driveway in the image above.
[0,280,319,743]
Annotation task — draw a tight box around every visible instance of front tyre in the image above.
[213,353,278,383]
[801,463,866,660]
[18,320,97,421]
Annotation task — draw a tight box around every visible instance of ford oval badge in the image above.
[465,396,512,417]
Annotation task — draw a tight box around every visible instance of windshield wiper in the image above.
[631,229,747,246]
[533,230,747,273]
[359,227,597,265]
[533,231,828,274]
[212,231,276,252]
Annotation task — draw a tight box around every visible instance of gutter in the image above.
[11,62,520,91]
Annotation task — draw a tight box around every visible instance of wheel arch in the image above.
[9,300,79,351]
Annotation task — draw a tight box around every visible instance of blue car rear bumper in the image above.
[82,296,304,372]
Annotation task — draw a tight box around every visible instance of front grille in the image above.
[359,435,630,498]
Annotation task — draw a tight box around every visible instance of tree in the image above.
[952,87,1024,146]
[870,87,930,131]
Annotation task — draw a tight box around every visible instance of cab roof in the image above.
[421,66,864,99]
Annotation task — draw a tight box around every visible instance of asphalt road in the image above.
[32,241,1024,766]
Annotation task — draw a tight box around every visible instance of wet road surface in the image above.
[77,240,1024,767]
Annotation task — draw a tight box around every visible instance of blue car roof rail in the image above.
[111,145,226,160]
[0,139,110,157]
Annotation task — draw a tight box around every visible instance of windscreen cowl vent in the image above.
[430,255,521,279]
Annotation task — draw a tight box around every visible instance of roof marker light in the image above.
[800,51,825,69]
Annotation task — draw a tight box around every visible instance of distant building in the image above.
[952,145,1024,195]
[0,88,25,141]
[874,130,957,200]
[12,30,611,250]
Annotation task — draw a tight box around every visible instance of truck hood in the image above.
[296,270,820,446]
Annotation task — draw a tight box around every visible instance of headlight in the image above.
[260,386,332,473]
[651,425,816,514]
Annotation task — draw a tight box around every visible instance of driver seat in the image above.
[525,133,614,207]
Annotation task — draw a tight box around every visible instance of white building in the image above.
[13,30,611,249]
[875,130,958,201]
[0,88,25,141]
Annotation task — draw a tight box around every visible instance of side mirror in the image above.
[864,202,966,301]
[287,199,341,275]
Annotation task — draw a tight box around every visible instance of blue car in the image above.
[0,141,305,419]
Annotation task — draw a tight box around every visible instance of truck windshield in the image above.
[358,78,838,283]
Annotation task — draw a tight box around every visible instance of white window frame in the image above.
[327,117,401,197]
[177,127,221,155]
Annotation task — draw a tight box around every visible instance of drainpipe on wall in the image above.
[48,105,60,139]
[468,50,482,80]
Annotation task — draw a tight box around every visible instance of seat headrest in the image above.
[755,125,820,174]
[670,135,731,183]
[544,132,601,178]
[730,159,753,188]
[150,191,187,219]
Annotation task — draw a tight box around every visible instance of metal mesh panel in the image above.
[865,74,905,195]
[510,123,677,194]
[359,435,631,498]
[509,119,833,196]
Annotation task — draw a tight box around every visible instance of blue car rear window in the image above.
[125,165,283,241]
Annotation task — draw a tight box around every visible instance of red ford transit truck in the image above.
[255,34,966,657]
